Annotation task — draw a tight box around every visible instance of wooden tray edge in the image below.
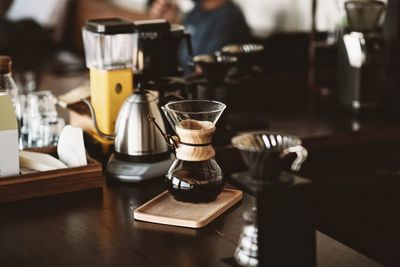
[195,189,243,228]
[0,174,104,204]
[133,189,243,228]
[0,150,104,203]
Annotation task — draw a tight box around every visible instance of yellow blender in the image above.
[82,18,137,151]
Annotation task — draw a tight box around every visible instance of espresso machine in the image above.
[338,0,387,112]
[82,18,136,150]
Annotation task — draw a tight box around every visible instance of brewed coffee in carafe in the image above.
[159,100,226,203]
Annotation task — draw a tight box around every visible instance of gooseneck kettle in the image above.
[83,83,173,181]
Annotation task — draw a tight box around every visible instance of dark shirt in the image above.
[180,1,250,73]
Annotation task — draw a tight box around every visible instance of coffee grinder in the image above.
[82,18,136,151]
[337,0,387,112]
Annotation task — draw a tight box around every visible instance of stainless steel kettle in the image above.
[83,88,169,157]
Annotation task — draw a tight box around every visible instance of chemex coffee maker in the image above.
[158,100,226,203]
[338,0,387,112]
[231,131,314,267]
[82,18,193,182]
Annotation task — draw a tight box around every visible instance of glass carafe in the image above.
[160,100,226,203]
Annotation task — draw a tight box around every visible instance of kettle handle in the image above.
[147,114,179,150]
[160,105,177,135]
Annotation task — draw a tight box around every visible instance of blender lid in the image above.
[85,18,136,34]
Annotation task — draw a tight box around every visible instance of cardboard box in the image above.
[0,94,19,177]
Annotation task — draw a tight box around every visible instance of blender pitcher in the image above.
[151,100,226,203]
[82,18,137,136]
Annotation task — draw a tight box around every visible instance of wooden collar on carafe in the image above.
[175,119,216,161]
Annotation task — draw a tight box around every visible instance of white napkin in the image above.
[20,150,67,171]
[57,125,87,167]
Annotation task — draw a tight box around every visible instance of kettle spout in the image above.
[81,99,115,141]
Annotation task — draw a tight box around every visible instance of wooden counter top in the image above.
[28,71,399,266]
[0,177,382,267]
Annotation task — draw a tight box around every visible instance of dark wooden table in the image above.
[21,71,399,266]
[0,176,382,267]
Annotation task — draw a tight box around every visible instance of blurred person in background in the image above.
[149,0,250,73]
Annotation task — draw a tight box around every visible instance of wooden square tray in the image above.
[134,189,243,228]
[0,147,104,204]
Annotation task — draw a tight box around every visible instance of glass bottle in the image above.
[0,56,20,118]
[160,100,226,203]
